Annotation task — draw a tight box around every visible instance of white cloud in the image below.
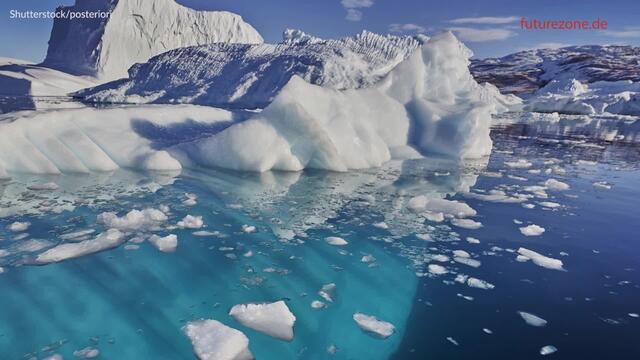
[341,0,374,8]
[603,27,640,38]
[531,42,569,49]
[341,0,373,22]
[449,16,520,25]
[448,27,516,42]
[389,23,426,34]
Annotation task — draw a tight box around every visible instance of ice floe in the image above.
[325,236,348,246]
[353,313,395,339]
[27,182,59,191]
[540,345,558,356]
[519,224,545,236]
[517,248,564,271]
[183,319,253,360]
[35,229,125,264]
[73,347,99,359]
[518,311,547,327]
[229,300,296,341]
[451,218,483,229]
[543,178,569,191]
[178,215,204,229]
[467,277,495,290]
[7,221,30,232]
[148,234,178,253]
[97,208,167,231]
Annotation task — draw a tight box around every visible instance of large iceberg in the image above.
[0,32,511,175]
[76,30,421,108]
[42,0,263,81]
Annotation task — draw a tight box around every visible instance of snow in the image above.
[7,221,30,232]
[148,234,178,253]
[228,300,296,341]
[43,0,263,81]
[540,345,558,356]
[518,311,548,327]
[519,224,545,236]
[35,229,125,264]
[517,248,565,271]
[97,208,167,231]
[177,215,204,229]
[353,313,395,339]
[326,236,348,246]
[183,319,253,360]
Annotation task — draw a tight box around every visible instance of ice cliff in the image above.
[0,32,513,177]
[42,0,263,81]
[76,30,422,108]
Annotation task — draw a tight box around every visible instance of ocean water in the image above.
[0,115,639,359]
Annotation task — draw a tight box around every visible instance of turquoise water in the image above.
[1,115,639,359]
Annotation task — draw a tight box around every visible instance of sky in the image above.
[0,0,639,62]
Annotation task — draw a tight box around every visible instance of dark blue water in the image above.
[0,116,639,359]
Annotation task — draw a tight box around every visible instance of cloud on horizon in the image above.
[341,0,374,22]
[389,23,426,34]
[449,16,520,25]
[448,27,517,42]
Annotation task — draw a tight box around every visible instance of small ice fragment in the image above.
[454,257,481,268]
[361,254,376,263]
[327,344,337,354]
[467,277,494,290]
[428,264,448,275]
[466,237,480,244]
[0,267,5,274]
[482,328,493,334]
[504,159,532,169]
[325,236,348,246]
[451,218,482,229]
[27,182,59,191]
[446,337,459,346]
[183,319,253,360]
[543,179,569,191]
[353,313,395,339]
[592,181,611,189]
[431,254,449,262]
[540,345,558,355]
[373,222,389,229]
[43,355,63,360]
[73,347,99,359]
[517,248,564,271]
[319,283,336,302]
[60,229,96,241]
[178,215,204,229]
[453,250,470,258]
[539,201,561,208]
[628,313,639,318]
[148,234,178,253]
[311,300,325,309]
[519,224,545,236]
[416,233,432,241]
[183,193,198,206]
[229,301,296,341]
[97,208,167,230]
[516,255,530,262]
[241,225,256,233]
[8,221,30,232]
[518,311,547,327]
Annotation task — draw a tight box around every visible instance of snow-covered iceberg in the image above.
[76,30,421,108]
[42,0,263,81]
[0,32,509,175]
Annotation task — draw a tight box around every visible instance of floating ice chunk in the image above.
[516,255,530,262]
[148,234,178,253]
[35,229,124,264]
[407,196,476,218]
[193,230,224,237]
[592,181,612,189]
[629,313,639,318]
[325,237,348,246]
[178,215,204,229]
[229,301,296,341]
[539,201,561,209]
[543,179,569,191]
[97,208,167,231]
[446,337,459,346]
[416,233,432,241]
[540,345,558,355]
[183,319,253,360]
[27,182,59,191]
[8,221,30,232]
[454,257,481,268]
[43,355,63,360]
[0,267,4,274]
[183,193,198,206]
[373,222,389,229]
[431,254,450,262]
[453,250,470,258]
[241,225,257,233]
[466,237,480,244]
[423,212,445,222]
[428,264,448,275]
[517,248,564,271]
[73,347,99,359]
[361,254,376,263]
[482,328,493,334]
[353,313,395,339]
[60,229,96,241]
[319,283,336,302]
[311,300,325,309]
[504,159,532,169]
[467,277,494,290]
[518,311,547,327]
[451,218,483,229]
[519,224,545,236]
[327,344,337,354]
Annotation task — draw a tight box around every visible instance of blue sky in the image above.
[1,0,639,62]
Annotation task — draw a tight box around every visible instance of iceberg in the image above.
[517,247,564,271]
[228,300,296,341]
[183,319,254,360]
[353,313,396,339]
[518,311,548,327]
[43,0,263,81]
[148,234,178,253]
